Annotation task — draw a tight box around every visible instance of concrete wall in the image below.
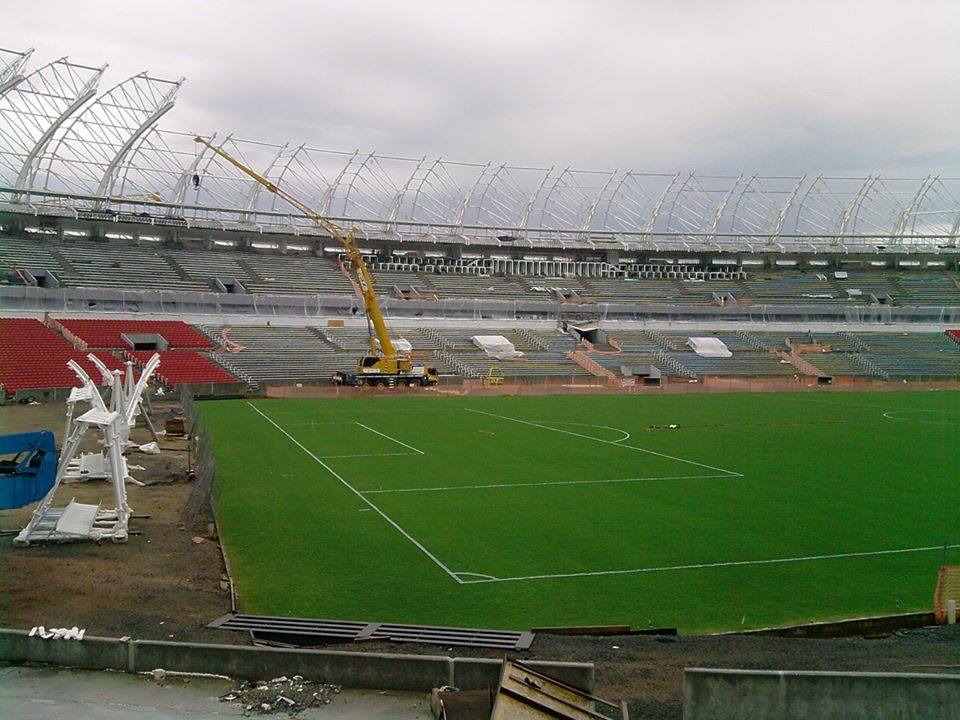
[0,629,592,693]
[684,668,960,720]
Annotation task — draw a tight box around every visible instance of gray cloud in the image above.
[3,0,958,176]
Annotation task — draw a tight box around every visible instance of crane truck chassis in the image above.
[332,363,439,387]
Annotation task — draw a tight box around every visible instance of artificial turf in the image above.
[202,389,960,633]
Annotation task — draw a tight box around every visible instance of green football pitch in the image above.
[202,389,960,633]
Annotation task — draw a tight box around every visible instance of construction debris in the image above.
[219,675,341,715]
[491,660,627,720]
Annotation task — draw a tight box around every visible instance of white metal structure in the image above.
[14,353,160,546]
[62,354,160,483]
[1,46,959,252]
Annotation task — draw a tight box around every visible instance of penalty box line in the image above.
[362,473,732,495]
[458,543,960,585]
[270,420,425,459]
[245,402,462,584]
[465,408,742,477]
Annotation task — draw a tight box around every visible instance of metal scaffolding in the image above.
[1,46,959,253]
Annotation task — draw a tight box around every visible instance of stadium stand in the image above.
[53,240,207,292]
[0,318,124,393]
[851,333,960,380]
[55,319,213,350]
[422,327,591,379]
[125,350,237,387]
[236,254,353,295]
[3,236,960,308]
[0,237,68,279]
[163,248,260,291]
[200,325,351,386]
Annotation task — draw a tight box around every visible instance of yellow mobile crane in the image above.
[194,137,438,388]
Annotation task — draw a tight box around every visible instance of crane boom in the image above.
[193,137,396,359]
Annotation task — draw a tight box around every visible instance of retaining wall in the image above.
[0,629,592,693]
[684,668,960,720]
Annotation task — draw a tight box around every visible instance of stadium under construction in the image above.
[2,42,960,720]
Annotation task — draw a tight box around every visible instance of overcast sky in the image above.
[3,0,959,177]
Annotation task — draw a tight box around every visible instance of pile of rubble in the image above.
[219,675,341,715]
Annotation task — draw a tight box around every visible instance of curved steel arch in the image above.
[387,155,429,223]
[268,143,306,214]
[244,142,287,215]
[39,71,181,199]
[0,57,105,193]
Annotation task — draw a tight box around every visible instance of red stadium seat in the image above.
[0,319,125,393]
[124,350,237,387]
[55,319,213,350]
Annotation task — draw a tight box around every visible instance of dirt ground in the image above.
[0,400,233,644]
[2,396,959,719]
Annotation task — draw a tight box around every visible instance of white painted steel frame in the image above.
[0,46,958,251]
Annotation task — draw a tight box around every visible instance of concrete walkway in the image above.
[0,664,431,719]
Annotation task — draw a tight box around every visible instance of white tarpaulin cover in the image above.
[687,337,733,357]
[472,335,524,359]
[374,337,413,353]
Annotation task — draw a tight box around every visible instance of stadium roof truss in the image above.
[1,47,959,253]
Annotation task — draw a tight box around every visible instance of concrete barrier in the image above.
[0,629,592,693]
[684,668,960,720]
[0,631,128,672]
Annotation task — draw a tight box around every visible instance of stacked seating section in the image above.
[125,350,238,387]
[2,317,959,391]
[2,237,959,308]
[0,319,124,393]
[197,326,959,383]
[56,319,213,350]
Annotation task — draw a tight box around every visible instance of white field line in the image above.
[246,402,461,584]
[465,408,742,477]
[882,410,959,426]
[354,422,425,455]
[321,452,420,459]
[527,420,631,443]
[280,421,358,427]
[362,473,730,495]
[458,544,960,585]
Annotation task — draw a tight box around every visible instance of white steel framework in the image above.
[1,46,959,253]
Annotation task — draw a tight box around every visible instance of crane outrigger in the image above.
[194,137,438,387]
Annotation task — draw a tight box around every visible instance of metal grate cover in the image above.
[209,613,534,651]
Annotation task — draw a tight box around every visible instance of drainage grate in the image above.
[209,613,535,650]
